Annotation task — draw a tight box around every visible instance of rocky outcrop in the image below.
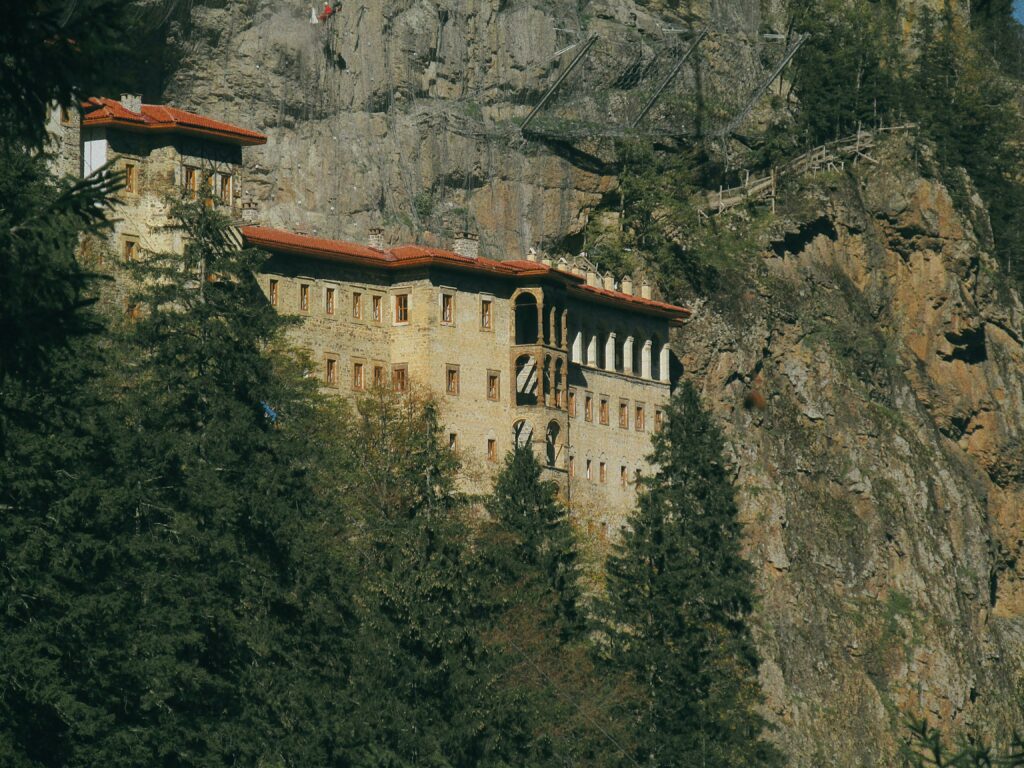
[680,135,1024,763]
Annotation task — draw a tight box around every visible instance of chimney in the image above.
[120,93,142,113]
[586,268,599,287]
[241,200,259,224]
[541,255,553,267]
[640,278,652,300]
[621,275,633,295]
[527,246,539,262]
[602,272,615,290]
[368,227,385,249]
[453,231,479,259]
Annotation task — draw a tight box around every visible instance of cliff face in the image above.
[153,0,1023,763]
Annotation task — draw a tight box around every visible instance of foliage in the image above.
[903,719,1024,767]
[600,382,784,767]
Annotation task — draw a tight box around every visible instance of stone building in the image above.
[71,94,267,260]
[242,226,690,533]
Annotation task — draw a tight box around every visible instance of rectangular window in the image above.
[373,364,385,388]
[568,389,577,418]
[352,362,364,390]
[441,293,455,325]
[269,279,278,307]
[392,364,408,392]
[60,106,72,125]
[124,163,137,194]
[635,405,645,431]
[619,401,629,430]
[585,394,593,422]
[620,465,628,487]
[446,365,460,396]
[352,292,362,319]
[599,397,609,426]
[372,295,382,322]
[184,166,197,199]
[487,439,498,462]
[325,287,335,315]
[599,462,607,484]
[299,284,310,312]
[449,433,458,451]
[655,409,664,432]
[568,456,575,478]
[123,238,139,262]
[487,371,500,401]
[395,293,409,323]
[219,173,232,204]
[325,357,338,386]
[586,459,592,480]
[480,299,492,330]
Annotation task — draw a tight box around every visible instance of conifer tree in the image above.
[601,382,783,767]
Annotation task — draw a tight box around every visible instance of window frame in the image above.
[487,438,498,462]
[620,465,628,487]
[268,278,279,307]
[619,400,629,430]
[584,393,593,422]
[352,360,365,391]
[449,433,458,451]
[299,283,310,313]
[183,166,198,200]
[635,403,645,431]
[480,297,493,331]
[445,364,460,396]
[219,172,232,205]
[372,363,386,389]
[394,293,410,324]
[124,162,138,195]
[371,294,382,323]
[324,286,336,316]
[599,461,607,484]
[324,354,339,387]
[392,363,409,393]
[568,388,577,418]
[352,291,363,320]
[599,397,610,426]
[440,290,456,326]
[654,409,664,432]
[486,370,500,402]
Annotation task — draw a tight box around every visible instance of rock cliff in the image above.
[148,0,1022,763]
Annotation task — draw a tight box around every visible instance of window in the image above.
[59,106,72,125]
[620,466,628,487]
[449,433,458,450]
[585,394,593,422]
[586,459,592,480]
[325,357,338,386]
[487,439,498,462]
[325,287,335,315]
[599,397,609,426]
[184,166,198,199]
[352,362,364,390]
[352,292,362,319]
[372,295,382,322]
[123,238,139,262]
[635,405,645,431]
[373,364,385,388]
[481,299,492,330]
[619,401,629,429]
[219,173,232,204]
[655,409,664,432]
[392,364,408,392]
[446,365,460,396]
[441,293,455,324]
[124,163,137,194]
[568,456,575,478]
[599,462,607,484]
[487,371,500,401]
[299,284,310,312]
[568,389,577,418]
[269,279,278,307]
[395,293,409,323]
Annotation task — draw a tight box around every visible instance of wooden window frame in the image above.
[654,409,664,432]
[124,162,138,195]
[352,292,363,320]
[568,389,577,418]
[441,291,456,326]
[352,360,365,391]
[59,106,72,125]
[325,286,336,316]
[268,279,279,307]
[568,456,575,478]
[372,364,386,389]
[372,295,382,322]
[299,283,310,313]
[394,293,409,324]
[449,433,458,451]
[487,438,498,462]
[599,462,607,484]
[585,459,592,481]
[620,465,628,487]
[324,355,339,387]
[392,364,409,393]
[584,393,593,422]
[184,166,198,200]
[446,364,460,396]
[123,236,139,262]
[635,404,645,431]
[219,173,233,205]
[619,400,629,430]
[486,370,500,401]
[480,298,493,331]
[599,397,609,426]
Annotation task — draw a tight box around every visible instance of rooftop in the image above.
[81,97,267,146]
[241,225,691,323]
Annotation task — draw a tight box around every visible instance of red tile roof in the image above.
[242,226,691,323]
[81,97,267,146]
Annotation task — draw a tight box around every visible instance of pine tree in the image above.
[602,382,783,767]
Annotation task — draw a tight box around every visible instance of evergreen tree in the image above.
[0,203,360,765]
[601,382,783,767]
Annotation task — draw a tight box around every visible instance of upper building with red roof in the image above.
[243,224,689,531]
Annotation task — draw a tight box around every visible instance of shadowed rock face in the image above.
[153,0,1020,764]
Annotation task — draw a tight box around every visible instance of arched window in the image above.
[515,294,539,345]
[515,354,538,406]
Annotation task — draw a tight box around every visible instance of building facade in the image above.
[242,226,690,534]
